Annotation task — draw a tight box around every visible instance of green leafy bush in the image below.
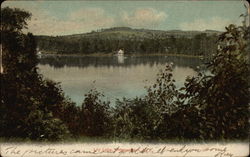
[111,24,249,141]
[79,89,113,137]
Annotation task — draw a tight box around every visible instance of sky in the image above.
[2,0,249,35]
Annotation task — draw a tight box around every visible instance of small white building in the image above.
[37,50,42,59]
[118,49,124,55]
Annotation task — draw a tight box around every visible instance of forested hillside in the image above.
[36,27,220,57]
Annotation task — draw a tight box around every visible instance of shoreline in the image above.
[40,52,204,58]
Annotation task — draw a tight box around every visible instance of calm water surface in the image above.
[38,55,204,106]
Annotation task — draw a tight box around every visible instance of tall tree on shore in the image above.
[0,7,78,141]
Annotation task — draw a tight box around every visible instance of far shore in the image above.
[39,52,204,58]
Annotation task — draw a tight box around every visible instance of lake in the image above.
[38,55,204,106]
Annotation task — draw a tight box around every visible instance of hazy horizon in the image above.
[34,26,223,37]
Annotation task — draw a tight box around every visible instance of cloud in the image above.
[27,8,167,35]
[2,3,114,35]
[120,8,167,28]
[3,2,167,35]
[179,17,239,31]
[26,8,115,35]
[69,8,114,27]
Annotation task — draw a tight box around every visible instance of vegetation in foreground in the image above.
[1,7,249,142]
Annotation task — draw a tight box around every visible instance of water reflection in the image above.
[38,55,204,106]
[39,55,204,69]
[117,55,125,64]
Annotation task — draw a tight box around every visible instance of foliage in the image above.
[182,24,249,140]
[1,6,248,142]
[25,110,70,141]
[0,7,77,141]
[1,7,31,32]
[110,24,249,141]
[36,29,218,57]
[78,89,113,137]
[113,98,154,140]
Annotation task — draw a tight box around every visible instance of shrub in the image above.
[79,89,112,137]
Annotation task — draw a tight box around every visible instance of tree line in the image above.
[1,7,249,142]
[36,31,218,57]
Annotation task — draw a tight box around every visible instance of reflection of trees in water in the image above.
[38,55,204,69]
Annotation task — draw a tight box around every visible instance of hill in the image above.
[39,27,221,40]
[35,27,221,56]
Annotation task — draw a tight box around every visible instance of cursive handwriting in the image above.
[1,145,235,157]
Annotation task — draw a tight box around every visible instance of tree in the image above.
[79,89,112,137]
[112,24,249,141]
[1,7,31,33]
[183,24,249,139]
[0,7,77,141]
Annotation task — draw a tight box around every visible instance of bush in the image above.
[26,110,70,141]
[112,24,249,141]
[78,89,113,137]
